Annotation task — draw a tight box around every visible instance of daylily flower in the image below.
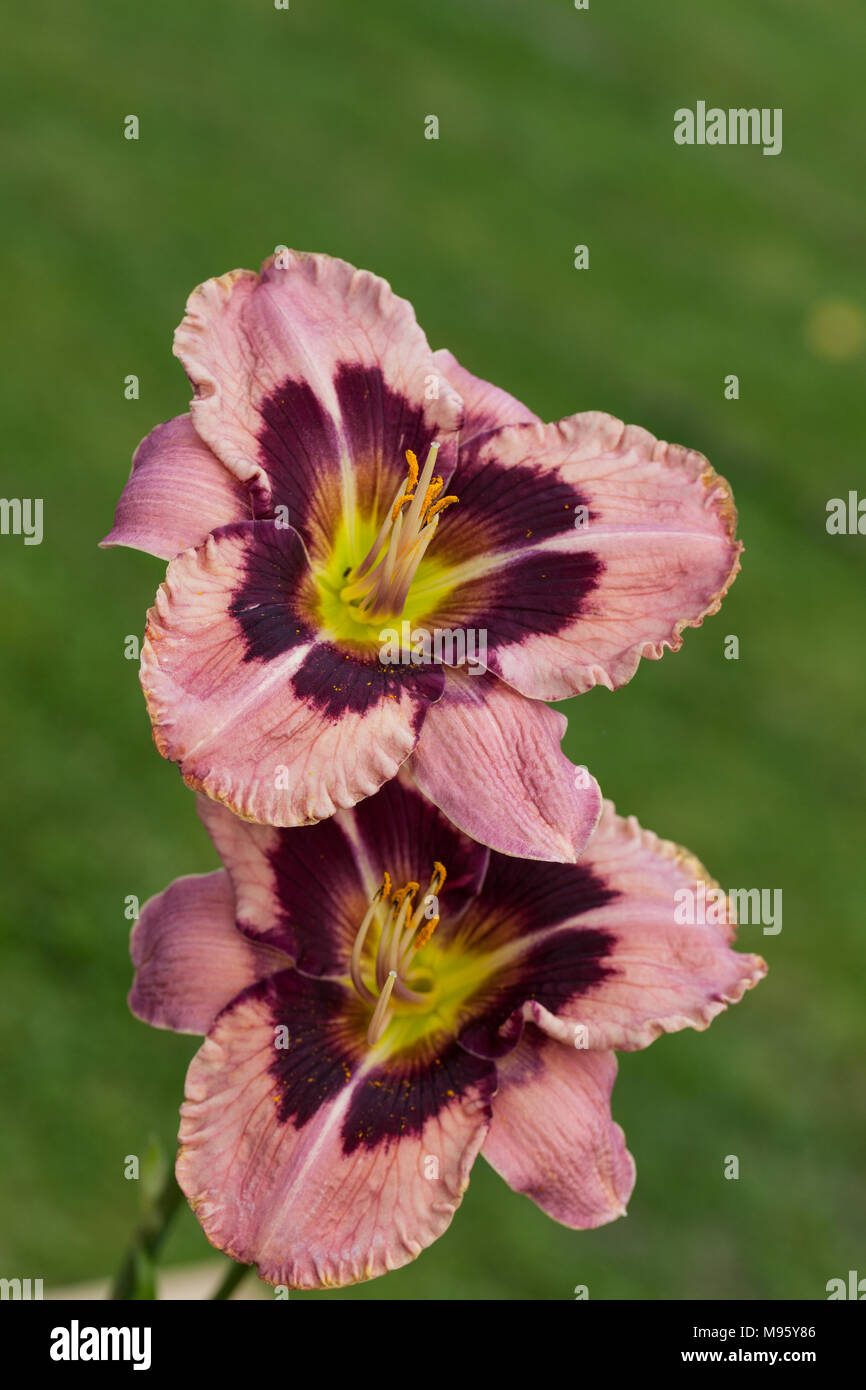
[102,250,740,861]
[130,775,765,1289]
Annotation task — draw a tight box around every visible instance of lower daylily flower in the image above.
[102,250,740,862]
[130,775,765,1289]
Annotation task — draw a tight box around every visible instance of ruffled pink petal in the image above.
[430,413,740,701]
[520,802,768,1051]
[141,522,443,826]
[483,1030,635,1227]
[449,801,765,1059]
[409,667,602,861]
[173,254,464,563]
[177,972,495,1288]
[432,348,539,444]
[129,871,288,1035]
[100,415,251,561]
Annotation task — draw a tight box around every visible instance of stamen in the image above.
[413,916,439,954]
[351,480,411,582]
[379,511,404,593]
[402,442,439,537]
[391,971,434,1004]
[425,494,459,523]
[431,861,446,891]
[366,971,398,1046]
[387,522,440,613]
[376,885,415,988]
[350,876,390,1003]
[398,862,447,967]
[404,449,420,489]
[391,491,416,523]
[419,477,444,519]
[339,442,459,620]
[350,864,447,1046]
[386,884,418,975]
[398,912,439,970]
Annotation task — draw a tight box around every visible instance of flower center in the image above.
[350,861,448,1046]
[339,444,458,622]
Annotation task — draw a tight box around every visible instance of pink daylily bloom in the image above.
[102,251,740,860]
[130,775,765,1290]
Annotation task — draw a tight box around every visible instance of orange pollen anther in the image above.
[412,918,439,953]
[404,449,420,489]
[425,494,459,523]
[390,491,416,523]
[419,476,444,514]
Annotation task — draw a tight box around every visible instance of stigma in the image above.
[340,444,458,621]
[350,862,447,1046]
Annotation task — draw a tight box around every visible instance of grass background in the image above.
[1,0,864,1300]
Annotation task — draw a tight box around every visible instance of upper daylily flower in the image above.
[102,250,741,861]
[130,774,765,1289]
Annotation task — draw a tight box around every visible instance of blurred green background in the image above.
[1,0,864,1300]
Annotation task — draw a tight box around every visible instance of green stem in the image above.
[109,1166,184,1301]
[211,1259,253,1300]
